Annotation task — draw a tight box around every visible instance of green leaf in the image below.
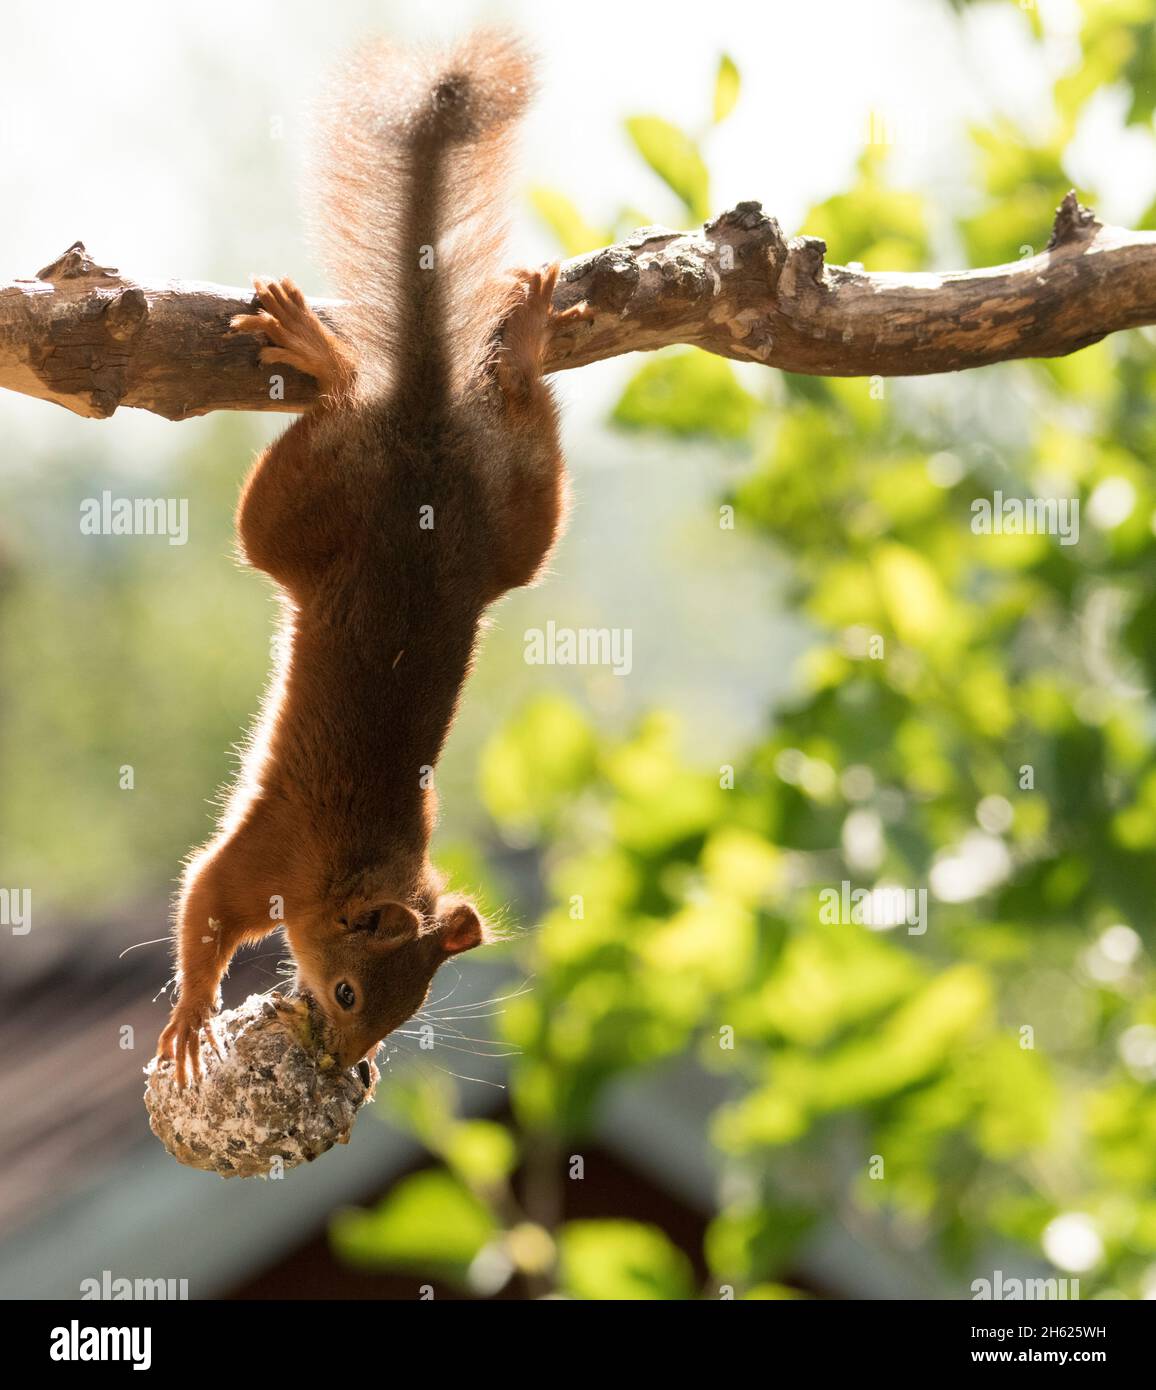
[873,542,951,648]
[713,54,741,124]
[624,115,710,220]
[558,1220,694,1300]
[803,148,928,270]
[528,186,608,257]
[613,349,758,439]
[640,899,756,992]
[968,1039,1057,1158]
[381,1070,456,1149]
[478,694,597,834]
[330,1171,497,1285]
[444,1120,518,1190]
[706,1204,817,1282]
[789,966,993,1112]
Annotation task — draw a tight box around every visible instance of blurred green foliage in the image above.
[332,6,1156,1299]
[0,413,276,903]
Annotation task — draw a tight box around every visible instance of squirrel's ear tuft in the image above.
[436,896,487,956]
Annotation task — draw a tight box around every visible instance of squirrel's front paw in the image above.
[157,1000,226,1088]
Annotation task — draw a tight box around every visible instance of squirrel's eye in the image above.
[335,981,356,1010]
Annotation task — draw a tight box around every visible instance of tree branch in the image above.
[3,194,1153,421]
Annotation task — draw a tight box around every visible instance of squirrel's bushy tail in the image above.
[310,30,535,403]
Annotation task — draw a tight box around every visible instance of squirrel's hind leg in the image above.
[231,277,358,589]
[231,277,357,402]
[494,263,590,405]
[483,264,590,597]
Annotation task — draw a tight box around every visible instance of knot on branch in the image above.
[104,287,149,341]
[1047,191,1101,251]
[707,200,789,284]
[779,235,829,301]
[708,199,769,233]
[563,246,640,313]
[656,251,713,299]
[707,199,786,248]
[36,241,119,283]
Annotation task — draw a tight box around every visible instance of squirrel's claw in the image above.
[552,301,594,327]
[205,1016,228,1064]
[157,1004,219,1088]
[230,275,356,396]
[229,310,277,337]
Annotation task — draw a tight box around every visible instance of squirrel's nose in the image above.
[357,1059,372,1088]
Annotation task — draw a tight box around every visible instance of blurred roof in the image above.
[0,907,285,1241]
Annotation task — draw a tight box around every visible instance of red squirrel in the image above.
[156,31,589,1085]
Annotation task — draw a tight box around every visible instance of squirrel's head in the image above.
[287,894,487,1070]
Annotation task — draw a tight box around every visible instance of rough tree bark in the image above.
[1,193,1152,421]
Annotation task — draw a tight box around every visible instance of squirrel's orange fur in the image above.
[156,31,589,1084]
